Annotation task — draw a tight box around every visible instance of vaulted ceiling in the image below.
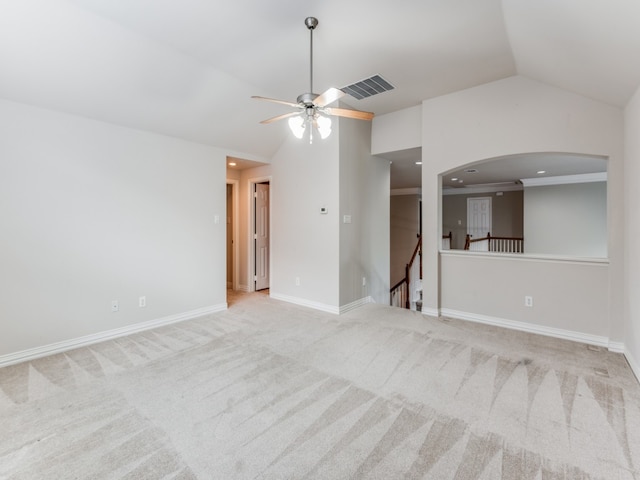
[2,1,640,161]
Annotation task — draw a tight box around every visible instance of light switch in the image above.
[343,215,352,224]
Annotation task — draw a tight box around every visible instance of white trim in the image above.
[421,306,439,318]
[440,308,610,347]
[442,184,523,195]
[339,296,374,314]
[270,292,340,314]
[226,178,240,292]
[0,304,227,368]
[520,172,607,187]
[608,341,625,353]
[624,349,640,384]
[440,249,608,265]
[391,188,422,196]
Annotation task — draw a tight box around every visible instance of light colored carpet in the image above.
[1,291,639,479]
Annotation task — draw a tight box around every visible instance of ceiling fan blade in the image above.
[313,87,345,107]
[324,107,374,121]
[251,96,300,108]
[260,111,301,124]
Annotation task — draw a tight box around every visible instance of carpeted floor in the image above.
[1,291,639,479]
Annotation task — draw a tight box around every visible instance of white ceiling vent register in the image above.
[341,75,395,100]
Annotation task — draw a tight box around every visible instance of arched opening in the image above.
[440,152,608,258]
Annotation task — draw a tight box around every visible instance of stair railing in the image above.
[464,232,524,253]
[390,236,422,309]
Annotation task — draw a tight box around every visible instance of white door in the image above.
[254,183,270,290]
[467,197,492,239]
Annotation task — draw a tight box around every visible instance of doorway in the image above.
[226,180,239,291]
[467,196,492,239]
[253,181,270,291]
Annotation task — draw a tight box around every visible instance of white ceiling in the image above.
[2,0,640,165]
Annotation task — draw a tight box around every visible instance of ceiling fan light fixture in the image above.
[316,114,332,139]
[252,17,373,138]
[288,115,305,139]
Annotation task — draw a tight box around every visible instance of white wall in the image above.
[339,118,390,307]
[270,132,341,310]
[371,105,422,155]
[0,99,228,359]
[624,86,640,374]
[441,253,608,340]
[421,76,624,344]
[524,182,607,257]
[269,116,389,312]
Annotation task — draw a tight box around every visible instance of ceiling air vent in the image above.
[341,74,395,100]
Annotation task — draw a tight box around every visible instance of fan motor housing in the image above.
[297,92,319,106]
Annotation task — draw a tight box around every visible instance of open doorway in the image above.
[226,179,239,292]
[226,157,272,298]
[386,147,423,308]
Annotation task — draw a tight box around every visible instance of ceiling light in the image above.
[288,111,332,143]
[228,161,237,167]
[464,168,478,173]
[415,161,422,165]
[537,170,546,174]
[288,116,305,139]
[316,114,332,139]
[451,177,458,181]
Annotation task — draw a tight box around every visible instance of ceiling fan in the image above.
[251,17,374,142]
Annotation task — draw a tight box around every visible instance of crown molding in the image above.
[520,172,607,187]
[391,188,422,196]
[442,184,522,196]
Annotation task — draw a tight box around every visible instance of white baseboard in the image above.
[340,296,374,314]
[608,341,625,353]
[623,348,640,384]
[0,303,227,368]
[269,293,340,315]
[269,293,375,315]
[421,307,439,318]
[237,284,250,293]
[439,308,610,347]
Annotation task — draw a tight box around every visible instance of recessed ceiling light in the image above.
[458,179,464,183]
[451,177,458,181]
[464,168,478,173]
[228,162,237,167]
[415,161,422,165]
[537,170,546,174]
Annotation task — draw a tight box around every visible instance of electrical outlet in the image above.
[139,296,146,308]
[111,300,119,312]
[524,296,533,307]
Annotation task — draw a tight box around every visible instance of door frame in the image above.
[226,179,239,291]
[248,175,272,292]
